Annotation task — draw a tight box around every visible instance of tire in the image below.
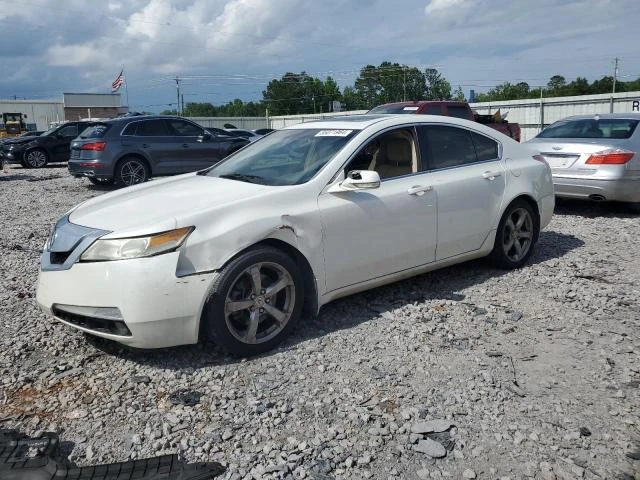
[628,202,640,214]
[88,177,114,186]
[202,246,304,356]
[24,149,48,168]
[115,157,149,187]
[490,199,539,269]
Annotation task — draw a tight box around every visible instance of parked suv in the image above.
[1,121,101,168]
[67,116,250,186]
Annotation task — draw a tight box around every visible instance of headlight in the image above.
[8,145,15,151]
[80,227,193,261]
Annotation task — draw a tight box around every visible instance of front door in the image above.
[319,127,437,292]
[52,123,79,161]
[417,125,506,260]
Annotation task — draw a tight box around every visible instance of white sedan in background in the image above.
[37,115,554,356]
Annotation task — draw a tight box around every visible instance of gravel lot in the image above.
[1,165,639,480]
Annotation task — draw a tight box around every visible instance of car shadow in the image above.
[0,173,33,182]
[85,230,584,368]
[554,198,639,218]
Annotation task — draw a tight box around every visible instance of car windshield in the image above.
[206,128,359,185]
[368,105,419,114]
[41,125,60,136]
[537,118,639,139]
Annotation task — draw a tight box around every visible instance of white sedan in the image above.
[37,115,554,355]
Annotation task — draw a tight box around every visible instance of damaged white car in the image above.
[37,115,554,355]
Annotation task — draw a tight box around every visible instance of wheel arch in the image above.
[504,194,541,241]
[196,236,319,343]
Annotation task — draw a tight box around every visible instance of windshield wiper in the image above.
[217,173,265,184]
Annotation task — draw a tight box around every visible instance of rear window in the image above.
[446,105,471,119]
[538,118,639,139]
[79,123,110,139]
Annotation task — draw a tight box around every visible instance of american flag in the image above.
[112,70,124,92]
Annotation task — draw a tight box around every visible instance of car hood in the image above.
[69,173,272,235]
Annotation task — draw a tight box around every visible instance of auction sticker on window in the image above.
[315,129,353,137]
[403,106,420,111]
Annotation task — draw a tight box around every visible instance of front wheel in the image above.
[24,149,48,168]
[490,199,538,269]
[115,157,149,186]
[202,246,304,356]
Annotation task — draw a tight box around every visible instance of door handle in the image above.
[407,185,433,196]
[141,143,149,148]
[481,171,502,180]
[182,143,189,148]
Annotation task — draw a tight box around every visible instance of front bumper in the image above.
[36,252,217,348]
[552,175,640,203]
[0,149,23,163]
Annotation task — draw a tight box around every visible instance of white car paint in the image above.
[37,115,554,348]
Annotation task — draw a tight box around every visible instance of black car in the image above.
[67,116,250,186]
[0,122,101,168]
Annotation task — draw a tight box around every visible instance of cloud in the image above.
[424,0,472,15]
[0,0,637,110]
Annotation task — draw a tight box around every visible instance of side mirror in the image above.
[327,170,381,193]
[197,131,213,143]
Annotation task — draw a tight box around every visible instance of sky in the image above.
[1,0,639,112]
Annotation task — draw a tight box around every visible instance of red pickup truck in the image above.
[368,101,521,142]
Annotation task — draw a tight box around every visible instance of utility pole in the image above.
[181,94,184,116]
[403,66,407,102]
[611,57,619,113]
[175,77,181,116]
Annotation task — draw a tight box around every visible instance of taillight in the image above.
[585,148,634,165]
[80,141,106,151]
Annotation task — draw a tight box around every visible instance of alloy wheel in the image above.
[120,160,147,185]
[26,150,47,168]
[224,261,295,345]
[501,207,533,262]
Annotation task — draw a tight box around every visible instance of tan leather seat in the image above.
[376,138,412,179]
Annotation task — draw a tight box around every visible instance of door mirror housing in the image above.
[327,170,381,193]
[197,131,213,143]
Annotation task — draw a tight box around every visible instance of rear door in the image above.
[417,125,506,260]
[123,120,174,174]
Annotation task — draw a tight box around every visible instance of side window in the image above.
[425,106,442,115]
[58,124,78,138]
[166,120,203,136]
[122,122,138,136]
[418,125,476,170]
[135,120,169,136]
[345,127,418,180]
[470,131,499,161]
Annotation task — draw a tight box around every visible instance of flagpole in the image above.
[123,66,130,113]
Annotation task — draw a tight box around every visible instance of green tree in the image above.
[424,68,451,100]
[546,75,566,95]
[452,86,466,101]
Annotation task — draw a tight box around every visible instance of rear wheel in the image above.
[88,177,114,186]
[24,149,48,168]
[202,246,303,356]
[490,199,538,269]
[115,157,149,186]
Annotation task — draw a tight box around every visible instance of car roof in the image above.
[560,113,640,121]
[285,113,480,131]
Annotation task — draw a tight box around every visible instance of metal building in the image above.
[0,99,64,131]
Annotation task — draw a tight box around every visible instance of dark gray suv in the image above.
[67,116,250,186]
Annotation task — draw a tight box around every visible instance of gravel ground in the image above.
[1,164,639,480]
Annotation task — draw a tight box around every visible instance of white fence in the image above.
[470,90,640,141]
[189,92,640,141]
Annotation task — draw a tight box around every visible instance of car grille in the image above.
[50,251,73,264]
